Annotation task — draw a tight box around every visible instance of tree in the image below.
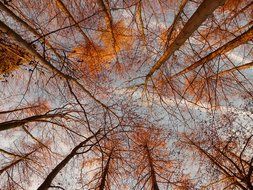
[0,141,51,190]
[0,0,252,189]
[82,134,126,190]
[128,126,193,190]
[180,112,253,189]
[37,129,100,190]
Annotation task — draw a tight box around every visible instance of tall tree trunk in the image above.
[245,166,253,190]
[164,0,188,48]
[0,20,110,109]
[54,0,91,44]
[0,1,63,63]
[0,113,66,131]
[37,130,100,190]
[210,61,253,78]
[97,0,119,58]
[170,26,253,79]
[136,1,147,45]
[145,0,226,80]
[145,145,159,190]
[98,148,113,190]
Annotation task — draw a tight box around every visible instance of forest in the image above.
[0,0,252,189]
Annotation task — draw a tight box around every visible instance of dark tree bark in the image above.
[170,26,253,79]
[145,0,227,80]
[0,113,66,131]
[0,20,110,109]
[98,148,113,190]
[37,130,100,190]
[145,144,160,190]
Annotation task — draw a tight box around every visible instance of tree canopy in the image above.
[0,0,252,189]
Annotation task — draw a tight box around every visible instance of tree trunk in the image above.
[145,145,159,190]
[0,20,109,109]
[210,61,253,78]
[98,148,113,190]
[146,0,226,80]
[54,0,91,44]
[0,1,63,62]
[37,130,100,190]
[136,1,147,45]
[164,0,188,48]
[170,26,253,79]
[0,113,65,131]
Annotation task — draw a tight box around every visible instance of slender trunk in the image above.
[244,166,253,190]
[37,130,100,190]
[0,20,70,77]
[98,148,113,190]
[0,113,65,131]
[54,0,91,44]
[0,20,109,109]
[146,0,226,80]
[136,1,147,45]
[0,1,63,62]
[145,145,159,190]
[97,0,119,57]
[210,61,253,78]
[165,0,188,48]
[171,26,253,79]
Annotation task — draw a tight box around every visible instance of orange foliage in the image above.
[99,20,133,53]
[70,43,113,77]
[159,29,168,46]
[70,20,133,77]
[159,27,179,47]
[0,36,29,74]
[129,126,193,189]
[184,74,221,104]
[131,126,167,148]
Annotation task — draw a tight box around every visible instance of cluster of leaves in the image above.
[0,0,252,189]
[0,33,29,75]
